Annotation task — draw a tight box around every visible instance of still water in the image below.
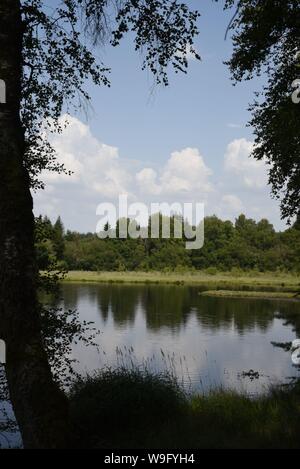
[59,283,300,395]
[1,282,300,448]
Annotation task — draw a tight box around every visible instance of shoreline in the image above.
[200,290,300,301]
[61,271,300,295]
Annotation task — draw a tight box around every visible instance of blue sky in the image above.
[85,1,255,167]
[34,0,285,232]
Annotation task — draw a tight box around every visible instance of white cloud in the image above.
[137,148,213,197]
[136,168,161,196]
[224,138,268,189]
[161,148,213,194]
[34,118,284,231]
[221,194,243,213]
[43,115,132,198]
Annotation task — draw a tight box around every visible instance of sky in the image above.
[34,0,286,233]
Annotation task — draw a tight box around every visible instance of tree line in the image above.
[36,214,300,274]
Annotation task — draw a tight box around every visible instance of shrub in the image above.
[69,368,187,448]
[205,267,218,276]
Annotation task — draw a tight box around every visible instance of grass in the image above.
[200,290,300,300]
[69,369,187,449]
[69,368,300,449]
[63,270,300,294]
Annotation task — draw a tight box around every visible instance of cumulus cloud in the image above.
[224,138,268,189]
[43,115,132,198]
[34,118,284,231]
[221,194,243,212]
[214,194,244,221]
[161,148,213,194]
[137,148,213,197]
[136,168,161,196]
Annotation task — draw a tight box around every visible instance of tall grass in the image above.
[63,270,300,293]
[69,368,300,449]
[69,368,187,449]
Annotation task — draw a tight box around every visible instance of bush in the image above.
[230,267,243,277]
[69,368,187,448]
[205,267,218,276]
[68,368,300,449]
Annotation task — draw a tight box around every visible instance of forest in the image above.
[36,214,300,273]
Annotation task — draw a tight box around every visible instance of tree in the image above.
[0,1,70,449]
[0,0,200,448]
[53,217,65,261]
[223,0,300,221]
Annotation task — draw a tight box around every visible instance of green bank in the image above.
[62,270,300,294]
[200,290,300,300]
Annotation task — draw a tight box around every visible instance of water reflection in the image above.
[58,283,300,394]
[60,284,300,334]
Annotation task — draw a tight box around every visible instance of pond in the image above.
[57,283,300,395]
[1,282,300,448]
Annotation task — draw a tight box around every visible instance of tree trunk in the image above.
[0,0,70,449]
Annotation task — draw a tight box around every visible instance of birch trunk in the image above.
[0,0,70,449]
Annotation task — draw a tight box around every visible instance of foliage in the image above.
[35,215,67,294]
[223,0,300,221]
[20,0,200,188]
[68,368,300,448]
[0,215,100,403]
[69,367,187,448]
[40,306,99,387]
[39,214,300,273]
[34,216,100,386]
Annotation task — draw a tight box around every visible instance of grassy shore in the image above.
[200,290,300,300]
[63,270,300,293]
[69,368,300,449]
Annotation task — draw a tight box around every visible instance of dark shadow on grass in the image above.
[69,368,300,449]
